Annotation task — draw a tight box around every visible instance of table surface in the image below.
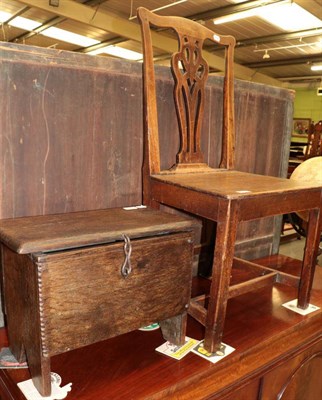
[0,255,321,400]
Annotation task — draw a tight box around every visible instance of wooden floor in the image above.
[0,255,321,400]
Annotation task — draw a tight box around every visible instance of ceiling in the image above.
[0,0,321,88]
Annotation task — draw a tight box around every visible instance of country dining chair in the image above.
[137,7,322,353]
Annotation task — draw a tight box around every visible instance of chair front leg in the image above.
[297,206,321,309]
[204,200,239,353]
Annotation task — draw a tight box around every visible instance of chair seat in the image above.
[152,170,321,199]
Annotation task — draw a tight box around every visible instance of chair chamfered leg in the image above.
[297,207,321,309]
[204,200,239,353]
[159,312,187,346]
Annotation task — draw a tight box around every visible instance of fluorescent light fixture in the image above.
[0,12,42,32]
[213,0,291,24]
[311,65,322,71]
[0,12,42,31]
[41,27,100,47]
[88,45,142,60]
[0,11,11,23]
[9,16,42,31]
[258,3,322,31]
[213,1,322,31]
[213,7,262,24]
[0,11,99,48]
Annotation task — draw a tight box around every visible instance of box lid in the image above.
[0,207,195,254]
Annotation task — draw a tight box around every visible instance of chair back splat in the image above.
[137,7,236,176]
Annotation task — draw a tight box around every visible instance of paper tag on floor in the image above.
[192,341,235,363]
[155,336,200,360]
[282,299,320,315]
[123,205,147,210]
[18,372,72,400]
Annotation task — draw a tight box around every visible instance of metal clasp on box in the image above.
[121,234,132,278]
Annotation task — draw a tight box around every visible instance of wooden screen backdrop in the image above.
[0,41,294,324]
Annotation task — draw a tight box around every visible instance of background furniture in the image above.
[305,120,322,159]
[286,157,322,245]
[288,120,322,175]
[138,8,322,352]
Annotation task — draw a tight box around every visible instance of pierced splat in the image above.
[138,7,236,175]
[171,35,208,166]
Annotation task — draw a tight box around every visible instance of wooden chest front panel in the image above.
[37,232,193,356]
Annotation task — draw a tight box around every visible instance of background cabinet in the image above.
[261,339,322,400]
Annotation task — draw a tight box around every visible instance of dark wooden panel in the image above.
[0,43,144,218]
[219,379,261,400]
[261,343,322,400]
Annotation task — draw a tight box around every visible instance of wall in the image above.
[293,88,322,123]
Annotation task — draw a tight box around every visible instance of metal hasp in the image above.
[121,234,132,277]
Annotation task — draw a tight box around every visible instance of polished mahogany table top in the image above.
[0,255,321,400]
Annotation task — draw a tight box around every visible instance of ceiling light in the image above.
[213,0,290,25]
[214,7,262,24]
[0,11,11,23]
[263,50,270,59]
[88,45,142,60]
[41,27,100,47]
[258,3,322,31]
[311,65,322,71]
[213,1,322,31]
[0,11,100,48]
[8,16,42,31]
[0,12,42,31]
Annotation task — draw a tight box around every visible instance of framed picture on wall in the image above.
[293,118,311,136]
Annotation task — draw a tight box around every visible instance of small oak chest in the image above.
[0,207,195,396]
